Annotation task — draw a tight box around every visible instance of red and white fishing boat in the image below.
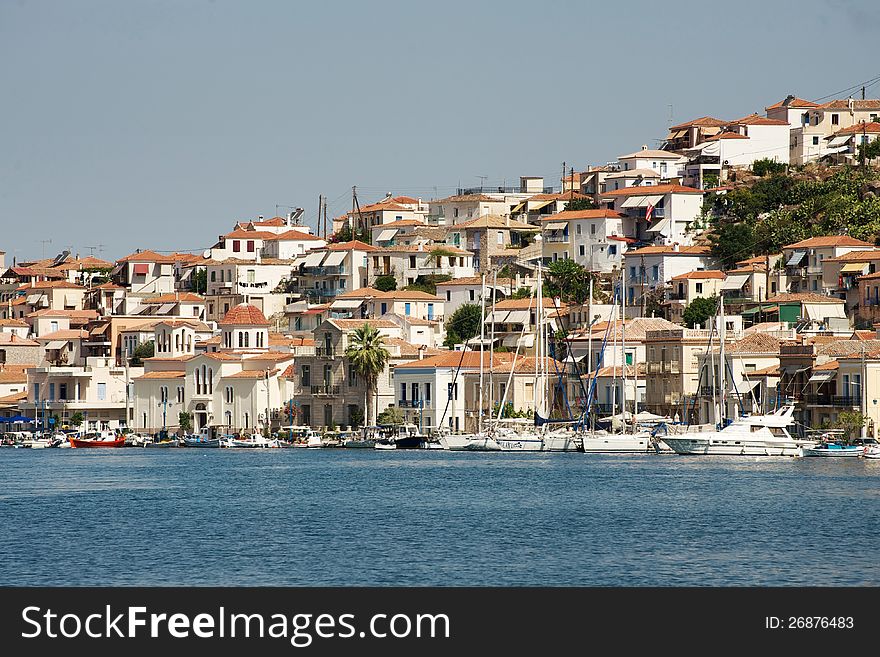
[70,430,125,448]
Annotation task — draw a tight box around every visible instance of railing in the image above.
[801,394,835,405]
[302,266,345,275]
[398,399,432,408]
[544,235,569,243]
[311,385,340,396]
[864,298,880,307]
[830,396,860,408]
[315,347,335,358]
[667,293,686,301]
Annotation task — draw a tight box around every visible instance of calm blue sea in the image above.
[1,449,878,586]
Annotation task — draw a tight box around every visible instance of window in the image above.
[247,240,255,252]
[425,382,431,401]
[348,364,358,387]
[324,405,333,427]
[50,321,58,332]
[630,266,636,280]
[831,113,839,125]
[159,386,167,403]
[238,332,244,348]
[696,283,703,294]
[380,302,388,315]
[301,365,310,388]
[233,241,241,253]
[404,303,411,316]
[177,386,184,403]
[244,332,249,348]
[97,383,106,401]
[409,256,416,268]
[579,245,585,257]
[576,224,582,235]
[590,223,596,235]
[400,382,407,401]
[244,412,249,428]
[49,383,55,401]
[446,290,451,301]
[812,136,819,146]
[33,383,40,401]
[209,303,214,315]
[301,405,311,426]
[608,245,617,256]
[210,271,216,282]
[469,290,475,301]
[247,270,255,283]
[226,386,233,403]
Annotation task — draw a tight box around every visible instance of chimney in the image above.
[418,344,426,360]
[641,145,648,150]
[258,215,264,220]
[672,242,680,252]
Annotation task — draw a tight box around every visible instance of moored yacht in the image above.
[660,405,814,456]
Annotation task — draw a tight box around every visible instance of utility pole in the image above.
[39,238,52,260]
[323,198,328,241]
[318,194,323,238]
[569,166,575,200]
[561,161,566,194]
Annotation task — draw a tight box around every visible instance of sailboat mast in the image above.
[611,288,618,417]
[719,295,726,424]
[478,272,487,435]
[489,268,497,429]
[621,267,628,430]
[536,261,544,417]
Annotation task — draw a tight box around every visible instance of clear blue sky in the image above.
[2,0,879,262]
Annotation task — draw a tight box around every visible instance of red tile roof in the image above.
[669,116,728,130]
[143,293,205,304]
[670,270,726,280]
[830,121,880,136]
[541,209,627,221]
[263,229,325,241]
[326,240,377,252]
[785,236,874,249]
[222,229,278,240]
[729,113,790,126]
[396,351,515,370]
[816,99,880,111]
[625,244,711,256]
[765,96,819,110]
[704,132,750,141]
[765,293,844,303]
[117,250,179,264]
[218,303,269,326]
[602,183,703,197]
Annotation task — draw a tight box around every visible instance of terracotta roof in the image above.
[434,194,500,203]
[135,371,187,379]
[852,330,877,341]
[857,271,880,281]
[328,319,398,329]
[218,303,269,326]
[16,280,85,290]
[373,219,425,229]
[199,352,242,361]
[625,244,711,256]
[826,250,880,263]
[489,356,565,374]
[669,116,728,130]
[728,113,790,126]
[736,255,777,266]
[143,293,205,304]
[541,209,626,221]
[493,297,568,312]
[95,282,125,290]
[765,96,819,110]
[786,235,874,249]
[436,276,516,287]
[723,333,782,354]
[27,309,98,319]
[830,121,880,136]
[376,290,443,301]
[383,337,442,358]
[354,201,411,214]
[52,256,115,270]
[749,364,781,376]
[617,149,686,159]
[584,364,646,379]
[571,317,679,341]
[817,340,880,357]
[670,270,726,280]
[812,359,839,371]
[0,318,28,327]
[222,229,278,240]
[816,99,880,111]
[262,229,325,241]
[527,192,589,201]
[250,216,288,227]
[390,196,422,205]
[764,293,844,303]
[605,168,662,179]
[372,245,471,255]
[0,332,39,347]
[37,329,89,341]
[726,264,766,274]
[0,390,28,403]
[335,287,383,298]
[602,183,703,197]
[704,132,750,141]
[326,240,377,252]
[396,350,515,370]
[117,249,179,264]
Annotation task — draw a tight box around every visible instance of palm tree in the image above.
[345,324,391,426]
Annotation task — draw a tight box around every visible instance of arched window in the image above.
[208,368,213,394]
[201,365,207,395]
[238,332,243,348]
[244,412,249,428]
[195,368,200,393]
[244,332,249,348]
[175,334,181,351]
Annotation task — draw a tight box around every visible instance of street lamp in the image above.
[157,399,172,439]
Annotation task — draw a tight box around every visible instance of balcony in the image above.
[311,384,340,396]
[315,346,335,358]
[302,266,345,276]
[398,399,432,408]
[544,234,569,243]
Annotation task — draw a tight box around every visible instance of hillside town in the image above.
[3,91,880,446]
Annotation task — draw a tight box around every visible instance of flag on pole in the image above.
[645,203,654,222]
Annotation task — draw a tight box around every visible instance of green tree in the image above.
[69,412,84,428]
[330,224,352,243]
[509,287,533,300]
[562,197,596,211]
[708,222,756,270]
[178,411,193,434]
[682,296,718,329]
[835,410,866,443]
[444,303,482,348]
[374,274,397,292]
[190,268,207,294]
[544,259,594,305]
[751,158,787,176]
[130,340,155,366]
[349,406,364,429]
[345,324,391,426]
[404,274,452,295]
[377,406,404,426]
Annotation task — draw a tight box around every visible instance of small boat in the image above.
[366,424,426,450]
[439,433,501,451]
[863,445,880,459]
[374,441,397,450]
[182,435,221,448]
[70,432,125,448]
[802,442,864,457]
[145,438,180,448]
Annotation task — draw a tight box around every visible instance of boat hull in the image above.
[439,434,501,451]
[495,436,544,452]
[802,446,864,457]
[344,439,376,448]
[183,437,221,448]
[145,439,179,448]
[581,433,653,454]
[70,437,125,448]
[662,436,806,457]
[542,435,582,452]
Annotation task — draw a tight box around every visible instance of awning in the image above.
[25,294,41,305]
[133,263,150,275]
[510,201,526,214]
[490,310,530,324]
[667,129,687,139]
[841,262,867,274]
[827,135,852,148]
[156,302,176,315]
[291,255,308,267]
[641,194,664,207]
[786,251,806,266]
[530,200,554,211]
[330,299,363,310]
[722,274,749,290]
[808,371,835,383]
[303,252,327,267]
[544,222,568,230]
[645,215,672,233]
[620,196,642,208]
[503,334,535,348]
[739,380,761,392]
[821,146,849,155]
[64,293,78,307]
[44,340,67,350]
[376,229,398,242]
[322,251,346,267]
[621,194,663,209]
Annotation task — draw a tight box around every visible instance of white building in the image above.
[540,209,633,272]
[624,244,715,308]
[601,184,704,246]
